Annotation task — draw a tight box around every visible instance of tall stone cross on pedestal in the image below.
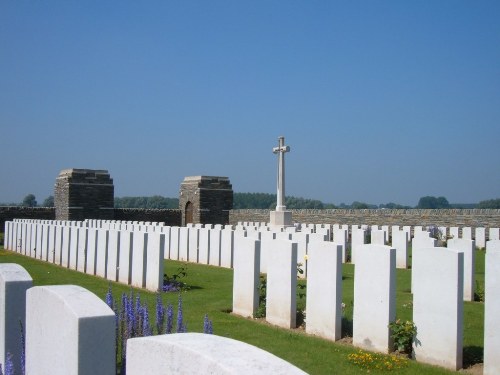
[270,136,293,227]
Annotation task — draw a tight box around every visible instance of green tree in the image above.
[22,194,37,207]
[42,196,54,207]
[477,198,500,209]
[416,196,450,209]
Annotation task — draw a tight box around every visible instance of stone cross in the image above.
[273,136,290,212]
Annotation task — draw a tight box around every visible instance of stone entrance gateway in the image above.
[179,176,233,226]
[185,201,193,224]
[54,169,114,221]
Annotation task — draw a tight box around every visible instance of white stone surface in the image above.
[220,229,234,268]
[145,232,165,291]
[169,226,180,260]
[448,238,475,301]
[40,224,50,261]
[450,227,459,239]
[350,228,367,264]
[413,247,463,370]
[391,229,408,269]
[178,227,189,262]
[126,333,307,375]
[106,230,120,282]
[306,242,342,341]
[489,228,499,241]
[161,226,171,259]
[69,227,80,270]
[95,229,109,278]
[291,232,308,278]
[411,236,436,292]
[475,227,486,249]
[26,285,116,375]
[484,240,500,375]
[233,237,261,317]
[0,264,33,367]
[197,228,210,264]
[85,228,98,275]
[61,226,72,267]
[353,244,396,353]
[259,233,276,274]
[131,232,148,288]
[333,228,348,263]
[118,231,133,285]
[266,240,297,329]
[209,229,222,266]
[462,227,472,240]
[188,227,199,263]
[76,228,88,272]
[371,229,386,245]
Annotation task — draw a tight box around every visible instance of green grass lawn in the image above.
[0,246,485,374]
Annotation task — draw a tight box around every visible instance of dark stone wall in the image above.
[114,208,181,226]
[179,176,233,226]
[230,209,500,229]
[0,207,55,234]
[55,169,115,221]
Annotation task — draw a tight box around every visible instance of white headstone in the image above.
[0,264,33,367]
[266,240,297,329]
[95,229,109,278]
[475,227,486,249]
[220,229,234,268]
[351,228,367,264]
[371,229,386,245]
[450,227,459,239]
[209,229,222,266]
[198,228,211,264]
[413,247,463,370]
[484,240,500,375]
[85,228,98,275]
[145,232,165,292]
[333,228,348,263]
[448,238,475,301]
[233,237,261,317]
[306,242,342,341]
[353,244,396,353]
[411,236,437,291]
[131,232,148,288]
[462,227,472,240]
[391,229,409,269]
[106,230,120,282]
[126,333,307,375]
[178,227,189,262]
[188,227,199,263]
[489,228,499,241]
[26,285,116,375]
[118,231,133,285]
[169,227,180,260]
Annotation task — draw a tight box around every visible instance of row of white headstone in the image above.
[5,220,499,289]
[3,219,166,291]
[232,236,500,373]
[0,264,306,375]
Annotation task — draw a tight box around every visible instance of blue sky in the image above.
[1,1,499,206]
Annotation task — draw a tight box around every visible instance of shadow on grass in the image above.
[463,345,483,368]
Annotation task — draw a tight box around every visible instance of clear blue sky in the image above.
[1,1,499,206]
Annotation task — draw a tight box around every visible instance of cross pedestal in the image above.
[270,136,293,228]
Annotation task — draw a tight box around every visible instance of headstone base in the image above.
[269,211,293,228]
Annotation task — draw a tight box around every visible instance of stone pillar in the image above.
[54,169,114,221]
[179,176,233,226]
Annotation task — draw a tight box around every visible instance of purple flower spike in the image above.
[166,302,173,334]
[203,314,213,334]
[5,352,14,375]
[155,293,165,335]
[176,294,186,333]
[105,284,114,310]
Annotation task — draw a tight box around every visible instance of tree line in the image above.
[1,194,500,209]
